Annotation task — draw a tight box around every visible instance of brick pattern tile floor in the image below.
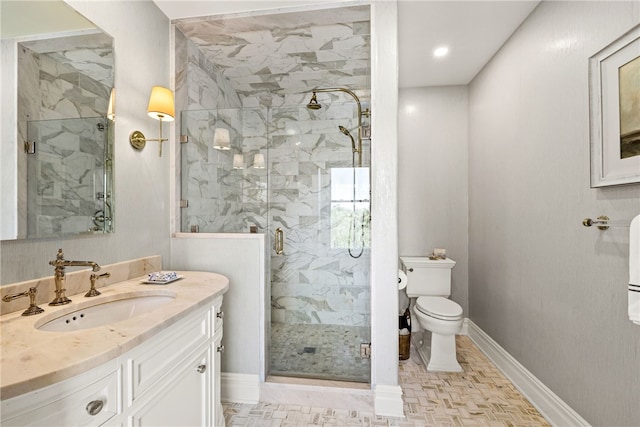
[223,336,550,426]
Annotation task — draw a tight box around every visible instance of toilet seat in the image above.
[415,296,463,321]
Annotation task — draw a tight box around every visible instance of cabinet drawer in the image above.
[2,366,120,427]
[128,306,211,404]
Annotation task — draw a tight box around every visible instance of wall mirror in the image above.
[1,1,115,240]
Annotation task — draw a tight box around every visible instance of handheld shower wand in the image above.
[338,126,358,154]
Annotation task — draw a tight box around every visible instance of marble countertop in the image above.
[0,271,229,400]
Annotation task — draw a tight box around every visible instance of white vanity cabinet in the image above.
[1,296,225,427]
[128,297,224,426]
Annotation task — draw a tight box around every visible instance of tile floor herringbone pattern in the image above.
[223,336,551,426]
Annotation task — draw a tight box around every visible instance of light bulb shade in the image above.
[213,128,231,150]
[107,88,115,121]
[233,154,244,169]
[147,86,175,121]
[252,153,265,169]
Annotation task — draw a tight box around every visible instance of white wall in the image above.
[398,86,469,312]
[0,0,172,285]
[170,234,266,377]
[468,2,640,425]
[369,0,402,416]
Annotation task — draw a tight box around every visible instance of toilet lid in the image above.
[416,296,463,320]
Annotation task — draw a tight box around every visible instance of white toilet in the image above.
[400,256,463,372]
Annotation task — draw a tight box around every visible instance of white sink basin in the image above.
[37,294,175,332]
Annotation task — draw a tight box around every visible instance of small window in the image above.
[330,167,370,249]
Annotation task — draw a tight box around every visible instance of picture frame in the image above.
[589,24,640,188]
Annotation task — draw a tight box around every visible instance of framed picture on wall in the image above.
[589,24,640,188]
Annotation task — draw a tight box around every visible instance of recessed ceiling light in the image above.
[433,46,449,58]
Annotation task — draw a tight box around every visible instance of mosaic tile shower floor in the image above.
[270,323,371,383]
[224,336,550,426]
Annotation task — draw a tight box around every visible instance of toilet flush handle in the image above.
[407,268,413,272]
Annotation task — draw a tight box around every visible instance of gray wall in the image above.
[1,1,172,285]
[468,2,640,425]
[398,86,469,313]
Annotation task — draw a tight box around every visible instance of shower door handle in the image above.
[275,227,284,255]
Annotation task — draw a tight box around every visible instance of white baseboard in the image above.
[221,373,260,404]
[467,320,590,427]
[459,317,469,335]
[374,384,404,418]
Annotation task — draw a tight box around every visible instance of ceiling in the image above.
[155,0,540,89]
[398,1,539,87]
[0,1,96,38]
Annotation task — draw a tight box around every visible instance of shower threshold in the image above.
[260,375,374,412]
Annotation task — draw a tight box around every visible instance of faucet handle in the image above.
[2,287,45,316]
[49,248,65,267]
[86,272,111,297]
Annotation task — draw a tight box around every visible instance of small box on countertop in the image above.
[430,248,447,260]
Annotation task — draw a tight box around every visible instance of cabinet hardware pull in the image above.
[217,345,225,353]
[86,399,104,416]
[196,364,207,374]
[216,311,224,319]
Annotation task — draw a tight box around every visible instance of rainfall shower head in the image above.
[306,92,322,110]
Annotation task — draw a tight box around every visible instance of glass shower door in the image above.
[25,117,112,238]
[268,103,371,382]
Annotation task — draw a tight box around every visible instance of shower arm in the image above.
[313,87,365,167]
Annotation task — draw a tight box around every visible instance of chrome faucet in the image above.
[48,248,100,306]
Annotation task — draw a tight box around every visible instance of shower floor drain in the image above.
[301,347,316,354]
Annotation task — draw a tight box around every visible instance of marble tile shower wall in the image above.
[181,107,268,232]
[174,31,238,112]
[181,104,371,327]
[269,103,370,328]
[181,102,371,327]
[178,30,249,233]
[176,24,371,328]
[18,45,110,237]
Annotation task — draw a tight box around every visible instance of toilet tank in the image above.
[400,256,456,298]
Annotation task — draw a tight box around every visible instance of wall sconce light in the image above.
[233,154,244,169]
[129,86,175,157]
[213,128,231,150]
[252,153,265,169]
[107,88,115,121]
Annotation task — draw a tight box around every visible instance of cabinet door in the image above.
[128,307,210,405]
[130,347,211,427]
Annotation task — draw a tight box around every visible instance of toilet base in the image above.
[412,331,463,373]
